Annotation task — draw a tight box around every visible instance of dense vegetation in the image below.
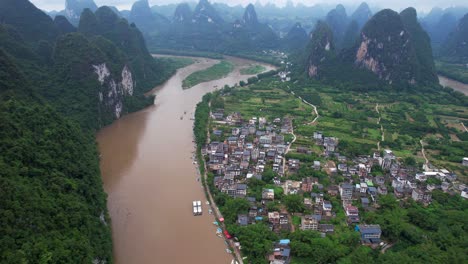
[436,61,468,84]
[183,60,234,89]
[240,65,266,75]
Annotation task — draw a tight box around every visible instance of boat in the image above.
[193,201,202,216]
[226,249,232,254]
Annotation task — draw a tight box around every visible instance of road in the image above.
[201,104,243,264]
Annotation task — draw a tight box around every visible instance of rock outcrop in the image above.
[351,2,372,30]
[64,0,98,25]
[173,3,192,23]
[442,13,468,63]
[354,9,415,84]
[242,4,259,26]
[305,21,335,78]
[353,9,438,85]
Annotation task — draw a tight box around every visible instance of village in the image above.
[202,106,468,264]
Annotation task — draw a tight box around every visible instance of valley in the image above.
[97,56,275,264]
[1,0,467,263]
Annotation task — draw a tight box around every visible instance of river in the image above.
[97,56,275,264]
[438,75,468,95]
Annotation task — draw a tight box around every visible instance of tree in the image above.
[284,194,305,213]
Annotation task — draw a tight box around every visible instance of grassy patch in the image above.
[157,57,195,69]
[183,60,234,89]
[240,64,266,75]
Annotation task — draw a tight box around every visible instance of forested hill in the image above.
[0,40,113,263]
[0,0,180,262]
[300,8,439,89]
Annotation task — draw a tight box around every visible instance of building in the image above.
[345,205,360,223]
[268,211,280,225]
[381,149,395,170]
[263,188,275,200]
[412,188,432,204]
[340,183,354,200]
[357,224,382,244]
[463,157,468,166]
[238,214,249,226]
[301,215,320,230]
[301,177,318,192]
[322,201,332,211]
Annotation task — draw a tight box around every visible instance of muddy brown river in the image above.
[438,75,468,95]
[97,56,275,264]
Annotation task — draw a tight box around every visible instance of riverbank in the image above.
[97,56,275,264]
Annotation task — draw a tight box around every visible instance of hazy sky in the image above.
[30,0,467,13]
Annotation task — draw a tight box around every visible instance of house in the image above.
[463,157,468,166]
[381,149,396,170]
[268,211,280,225]
[313,131,323,140]
[357,224,382,244]
[304,198,312,208]
[238,214,249,226]
[367,187,377,197]
[268,241,291,264]
[301,177,318,192]
[323,137,338,152]
[345,205,360,223]
[236,184,247,198]
[394,186,405,198]
[288,159,300,172]
[375,176,385,186]
[311,192,324,204]
[283,180,301,195]
[327,185,339,196]
[412,188,432,204]
[322,201,332,211]
[313,161,321,170]
[263,188,275,200]
[360,183,368,193]
[361,197,370,208]
[378,186,388,195]
[319,224,334,233]
[461,188,468,199]
[340,183,354,200]
[301,215,320,230]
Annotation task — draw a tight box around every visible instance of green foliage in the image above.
[183,61,234,89]
[436,61,468,84]
[230,224,278,264]
[220,198,251,225]
[284,194,305,213]
[240,65,267,75]
[0,99,112,263]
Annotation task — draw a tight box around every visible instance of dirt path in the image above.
[375,103,384,151]
[420,140,429,168]
[283,129,297,176]
[289,90,320,125]
[461,122,468,132]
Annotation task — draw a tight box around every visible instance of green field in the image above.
[240,64,267,75]
[182,60,234,89]
[436,61,468,84]
[157,56,195,69]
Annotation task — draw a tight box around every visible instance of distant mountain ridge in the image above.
[303,8,438,87]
